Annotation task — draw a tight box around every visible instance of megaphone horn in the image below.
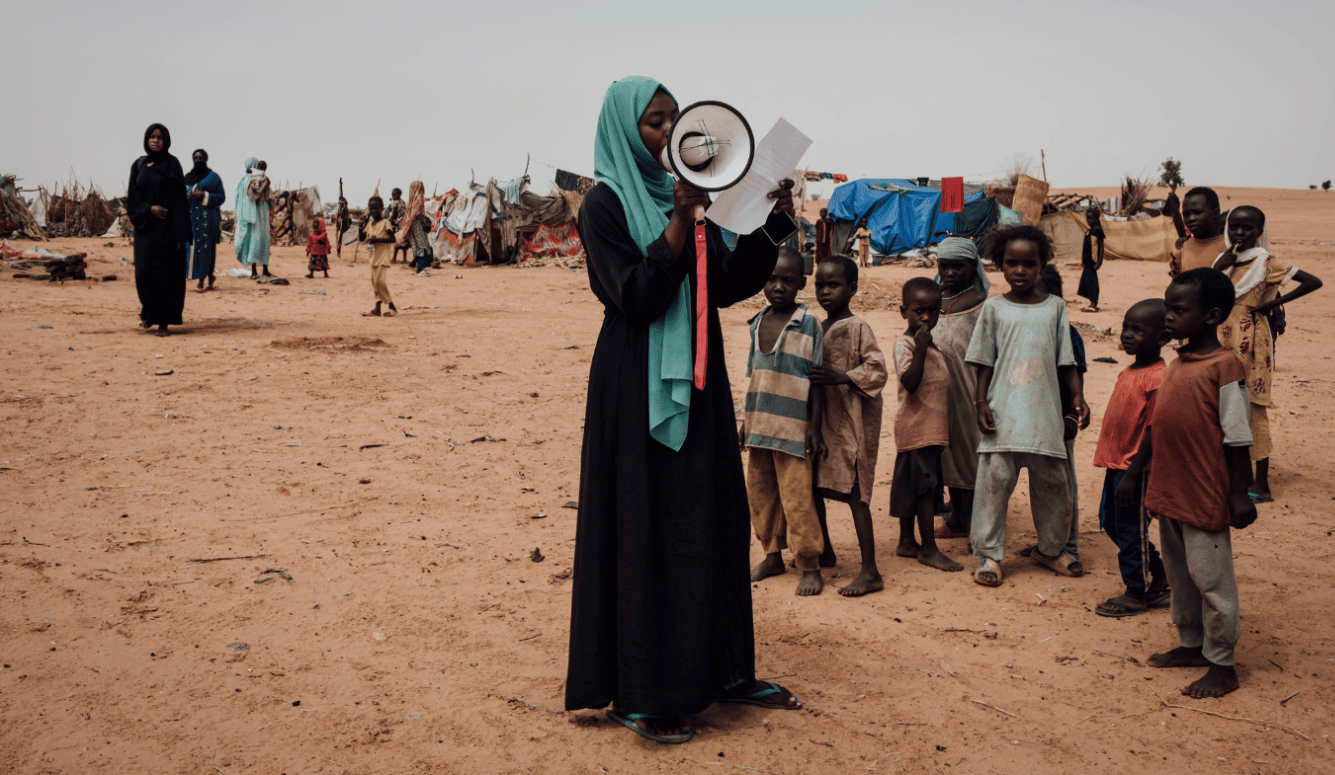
[663,101,755,193]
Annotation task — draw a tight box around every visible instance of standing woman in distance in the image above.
[566,76,801,745]
[233,157,272,277]
[126,123,191,336]
[184,149,226,292]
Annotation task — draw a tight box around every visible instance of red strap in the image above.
[693,220,708,390]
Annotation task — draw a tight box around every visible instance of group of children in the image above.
[740,192,1321,698]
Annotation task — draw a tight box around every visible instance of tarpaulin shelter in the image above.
[434,177,584,266]
[1042,210,1176,264]
[826,178,987,255]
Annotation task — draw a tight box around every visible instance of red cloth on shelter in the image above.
[940,177,965,213]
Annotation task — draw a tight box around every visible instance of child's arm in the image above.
[899,325,932,393]
[806,384,825,460]
[1057,365,1089,428]
[1226,446,1257,529]
[1115,430,1152,509]
[1095,231,1105,270]
[974,365,995,433]
[1251,269,1322,316]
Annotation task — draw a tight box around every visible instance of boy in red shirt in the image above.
[1093,299,1171,618]
[1120,268,1257,698]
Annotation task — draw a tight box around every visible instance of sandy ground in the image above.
[2,188,1334,774]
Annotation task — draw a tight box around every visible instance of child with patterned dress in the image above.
[1211,205,1322,501]
[809,256,889,596]
[306,216,331,278]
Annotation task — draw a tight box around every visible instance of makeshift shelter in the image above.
[826,178,987,255]
[0,175,47,240]
[1041,210,1176,264]
[435,176,584,266]
[269,185,322,246]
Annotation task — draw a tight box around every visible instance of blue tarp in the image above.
[827,179,986,254]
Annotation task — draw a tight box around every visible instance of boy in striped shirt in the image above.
[742,249,827,596]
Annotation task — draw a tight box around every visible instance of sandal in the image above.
[1247,490,1274,504]
[1146,587,1171,607]
[1031,549,1083,577]
[718,680,802,710]
[606,709,692,745]
[973,558,1002,587]
[1095,594,1150,618]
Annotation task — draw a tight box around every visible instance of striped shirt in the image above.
[744,304,823,458]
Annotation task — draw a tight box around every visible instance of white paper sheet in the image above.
[706,117,812,234]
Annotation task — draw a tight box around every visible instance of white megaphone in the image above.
[659,100,756,220]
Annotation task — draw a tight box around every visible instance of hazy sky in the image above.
[6,0,1333,204]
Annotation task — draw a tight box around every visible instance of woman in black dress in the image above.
[1077,207,1105,312]
[127,123,191,336]
[565,76,801,744]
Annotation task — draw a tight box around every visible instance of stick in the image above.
[685,759,774,773]
[187,554,266,563]
[225,496,381,521]
[1280,691,1300,706]
[1158,699,1312,742]
[969,698,1016,717]
[22,537,49,546]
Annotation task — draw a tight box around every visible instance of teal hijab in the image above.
[594,76,694,452]
[235,157,260,225]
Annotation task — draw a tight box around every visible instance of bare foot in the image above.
[1183,664,1239,699]
[751,553,786,583]
[838,569,883,597]
[934,516,968,539]
[1148,646,1211,668]
[155,327,170,337]
[361,310,381,317]
[896,539,920,558]
[917,549,963,572]
[795,570,823,596]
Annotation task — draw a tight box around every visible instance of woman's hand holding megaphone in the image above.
[664,179,710,255]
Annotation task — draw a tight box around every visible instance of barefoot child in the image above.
[1093,299,1171,617]
[931,237,989,540]
[1212,205,1323,502]
[743,249,826,596]
[387,187,409,263]
[359,196,398,317]
[965,225,1087,586]
[890,277,962,573]
[306,216,331,278]
[809,256,889,596]
[1123,268,1257,698]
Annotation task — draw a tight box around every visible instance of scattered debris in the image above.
[226,642,249,651]
[1157,697,1312,742]
[530,548,545,563]
[188,554,266,563]
[154,370,174,377]
[563,501,579,510]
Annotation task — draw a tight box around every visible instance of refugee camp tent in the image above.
[1041,210,1176,264]
[826,178,987,255]
[435,176,584,266]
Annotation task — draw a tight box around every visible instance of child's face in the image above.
[814,262,855,313]
[1120,307,1167,355]
[935,258,975,294]
[1182,194,1219,237]
[900,289,942,331]
[1227,211,1264,252]
[1000,240,1043,294]
[1086,210,1100,227]
[763,256,806,309]
[368,200,384,219]
[1163,283,1219,341]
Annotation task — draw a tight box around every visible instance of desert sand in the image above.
[2,186,1333,774]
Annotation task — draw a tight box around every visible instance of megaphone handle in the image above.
[693,204,706,222]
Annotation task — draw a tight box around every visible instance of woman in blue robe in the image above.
[184,149,225,291]
[233,156,271,274]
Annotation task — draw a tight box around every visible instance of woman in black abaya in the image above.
[565,76,801,745]
[127,123,191,336]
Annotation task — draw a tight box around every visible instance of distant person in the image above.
[853,224,872,267]
[305,216,331,279]
[397,180,433,276]
[930,237,989,540]
[127,123,191,337]
[1212,205,1323,502]
[890,277,961,573]
[1168,187,1224,277]
[815,207,833,264]
[743,249,826,596]
[1093,299,1171,618]
[335,196,352,259]
[1126,268,1257,699]
[966,225,1087,586]
[184,148,225,292]
[810,256,889,596]
[1077,207,1104,312]
[359,195,398,317]
[234,157,272,279]
[387,187,408,263]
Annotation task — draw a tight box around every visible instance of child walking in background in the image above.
[1093,299,1171,617]
[306,216,331,278]
[743,250,827,596]
[387,187,409,263]
[965,225,1087,587]
[359,195,398,317]
[1212,205,1323,502]
[890,277,962,573]
[1123,268,1256,698]
[931,237,989,540]
[809,256,889,596]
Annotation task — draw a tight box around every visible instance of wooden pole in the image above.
[1040,149,1048,183]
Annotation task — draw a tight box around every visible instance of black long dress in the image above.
[565,184,789,715]
[1077,225,1104,307]
[127,155,191,326]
